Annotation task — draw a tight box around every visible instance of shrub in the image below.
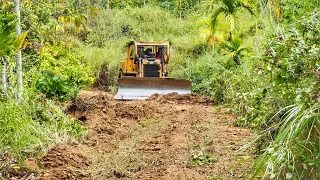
[35,70,79,101]
[35,43,93,101]
[248,10,320,179]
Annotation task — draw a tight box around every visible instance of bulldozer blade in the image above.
[114,77,191,100]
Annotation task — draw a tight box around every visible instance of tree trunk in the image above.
[2,57,8,96]
[14,0,23,100]
[179,0,182,19]
[107,0,110,9]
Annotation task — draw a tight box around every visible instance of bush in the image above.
[248,10,320,179]
[34,43,93,101]
[35,70,79,101]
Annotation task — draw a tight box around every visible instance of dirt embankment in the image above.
[3,90,253,180]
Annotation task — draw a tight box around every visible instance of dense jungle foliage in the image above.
[0,0,319,179]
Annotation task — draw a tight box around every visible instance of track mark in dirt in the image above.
[31,90,252,179]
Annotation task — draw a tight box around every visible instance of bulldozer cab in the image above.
[128,41,169,60]
[135,44,168,60]
[115,41,191,100]
[120,41,170,78]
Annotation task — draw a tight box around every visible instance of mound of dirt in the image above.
[113,102,160,120]
[67,90,113,114]
[42,145,91,169]
[68,90,164,123]
[40,145,91,180]
[147,92,213,105]
[67,90,115,122]
[65,90,167,154]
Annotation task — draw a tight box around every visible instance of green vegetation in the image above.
[0,93,87,161]
[210,0,255,39]
[35,44,93,101]
[191,150,215,166]
[0,0,319,179]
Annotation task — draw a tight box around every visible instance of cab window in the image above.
[130,45,135,59]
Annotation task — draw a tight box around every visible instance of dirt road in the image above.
[36,90,252,179]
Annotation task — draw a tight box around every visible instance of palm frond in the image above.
[250,103,320,179]
[226,14,235,32]
[233,15,241,32]
[237,1,255,16]
[221,37,244,52]
[223,0,236,13]
[220,41,233,51]
[210,7,226,32]
[231,37,241,49]
[237,47,248,54]
[210,0,255,36]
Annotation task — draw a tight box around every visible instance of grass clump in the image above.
[92,151,146,179]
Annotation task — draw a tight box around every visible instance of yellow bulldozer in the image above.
[114,41,191,100]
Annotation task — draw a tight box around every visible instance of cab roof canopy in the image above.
[127,41,169,47]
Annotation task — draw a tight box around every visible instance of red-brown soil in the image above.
[147,92,213,105]
[2,90,253,180]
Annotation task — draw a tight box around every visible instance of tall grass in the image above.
[0,93,87,161]
[250,103,320,179]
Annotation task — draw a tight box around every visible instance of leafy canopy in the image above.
[0,12,26,58]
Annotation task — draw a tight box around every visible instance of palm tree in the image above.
[221,37,248,65]
[210,0,255,39]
